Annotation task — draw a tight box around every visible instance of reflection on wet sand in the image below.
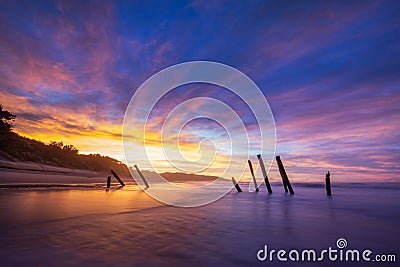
[0,183,399,266]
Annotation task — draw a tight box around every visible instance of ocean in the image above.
[0,182,399,266]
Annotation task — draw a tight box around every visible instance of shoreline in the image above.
[1,165,399,191]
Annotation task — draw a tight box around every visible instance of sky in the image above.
[0,0,399,182]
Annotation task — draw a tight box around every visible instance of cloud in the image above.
[0,1,399,181]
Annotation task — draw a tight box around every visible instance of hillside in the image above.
[0,130,130,176]
[0,105,217,181]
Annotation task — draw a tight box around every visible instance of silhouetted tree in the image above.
[49,141,64,149]
[0,104,16,132]
[63,144,78,154]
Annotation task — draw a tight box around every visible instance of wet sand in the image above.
[0,170,399,266]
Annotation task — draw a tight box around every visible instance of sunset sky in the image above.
[1,1,399,182]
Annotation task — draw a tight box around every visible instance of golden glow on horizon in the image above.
[2,91,125,161]
[3,90,397,182]
[3,89,236,177]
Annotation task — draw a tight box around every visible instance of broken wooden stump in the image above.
[231,177,242,192]
[325,171,332,196]
[276,155,294,195]
[111,169,125,186]
[257,154,272,193]
[106,176,111,191]
[248,160,259,192]
[134,164,149,189]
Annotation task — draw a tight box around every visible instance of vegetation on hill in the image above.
[0,104,16,132]
[0,105,129,175]
[0,105,217,181]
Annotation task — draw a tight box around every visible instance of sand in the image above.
[0,168,109,185]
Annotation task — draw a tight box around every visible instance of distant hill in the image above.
[160,172,219,182]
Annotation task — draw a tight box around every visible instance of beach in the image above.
[0,169,399,266]
[1,0,399,266]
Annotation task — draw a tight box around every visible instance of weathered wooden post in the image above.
[278,166,288,193]
[231,177,242,192]
[111,169,125,186]
[106,176,111,191]
[248,160,259,192]
[276,156,294,195]
[134,164,149,189]
[325,171,332,196]
[257,154,272,193]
